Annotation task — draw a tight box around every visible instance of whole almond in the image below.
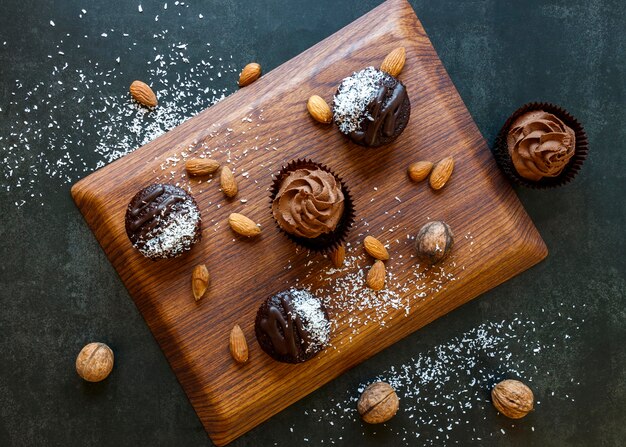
[366,260,386,291]
[129,80,157,107]
[407,161,434,182]
[191,264,209,301]
[229,324,249,364]
[228,213,261,237]
[364,236,389,261]
[380,47,406,77]
[330,244,346,268]
[186,158,220,177]
[238,62,262,87]
[307,95,333,124]
[429,156,454,190]
[220,166,238,198]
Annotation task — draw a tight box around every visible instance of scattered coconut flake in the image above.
[1,23,235,207]
[286,305,584,445]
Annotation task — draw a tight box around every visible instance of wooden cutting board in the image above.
[72,0,547,444]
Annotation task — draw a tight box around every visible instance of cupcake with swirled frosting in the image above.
[270,159,354,252]
[507,111,575,181]
[493,102,588,188]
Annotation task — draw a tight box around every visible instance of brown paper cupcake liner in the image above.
[269,159,355,253]
[492,102,588,189]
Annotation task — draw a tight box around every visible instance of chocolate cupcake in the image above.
[270,159,354,253]
[332,66,411,147]
[125,183,201,260]
[493,102,588,188]
[255,289,331,364]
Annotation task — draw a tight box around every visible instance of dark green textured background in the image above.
[0,0,624,446]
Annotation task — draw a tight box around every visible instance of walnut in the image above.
[414,220,454,264]
[491,379,534,419]
[75,342,114,382]
[357,381,399,424]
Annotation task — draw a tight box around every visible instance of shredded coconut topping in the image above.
[332,66,385,134]
[139,201,200,258]
[289,288,331,353]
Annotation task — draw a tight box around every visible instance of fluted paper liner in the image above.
[269,159,355,253]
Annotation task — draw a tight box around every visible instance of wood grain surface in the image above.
[71,0,548,444]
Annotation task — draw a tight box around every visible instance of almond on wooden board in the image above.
[228,213,261,237]
[191,264,209,301]
[330,244,346,268]
[429,156,454,190]
[380,47,406,77]
[129,80,157,108]
[220,166,238,198]
[407,161,433,182]
[229,325,249,364]
[307,95,333,124]
[366,260,386,291]
[364,236,389,261]
[238,62,262,87]
[186,158,220,177]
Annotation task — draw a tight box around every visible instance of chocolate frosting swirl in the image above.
[272,168,345,239]
[507,110,576,181]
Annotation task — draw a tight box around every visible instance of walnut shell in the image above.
[75,342,114,382]
[414,220,454,264]
[491,379,534,419]
[357,381,399,424]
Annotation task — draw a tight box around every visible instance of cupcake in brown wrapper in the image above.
[493,102,588,188]
[270,159,355,253]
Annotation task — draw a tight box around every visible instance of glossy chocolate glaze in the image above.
[259,295,309,357]
[128,185,187,237]
[124,183,201,260]
[255,289,330,363]
[349,80,408,146]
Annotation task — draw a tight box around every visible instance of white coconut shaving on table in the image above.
[277,304,584,445]
[1,13,235,207]
[332,66,385,134]
[266,230,583,445]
